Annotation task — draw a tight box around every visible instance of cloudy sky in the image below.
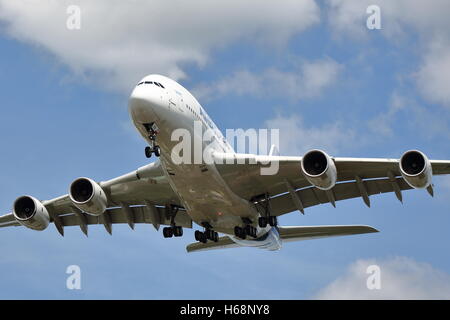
[1,0,450,299]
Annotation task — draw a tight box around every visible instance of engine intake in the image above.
[69,177,107,216]
[13,196,50,231]
[301,150,337,190]
[399,150,432,189]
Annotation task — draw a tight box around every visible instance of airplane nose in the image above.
[128,85,167,120]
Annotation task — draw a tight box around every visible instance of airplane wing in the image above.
[3,149,449,237]
[0,160,191,236]
[186,225,378,252]
[214,152,450,215]
[0,213,19,228]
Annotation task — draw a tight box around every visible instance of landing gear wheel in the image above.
[205,229,215,240]
[258,217,268,228]
[145,146,153,158]
[163,227,173,238]
[173,226,183,237]
[269,216,278,227]
[245,225,257,238]
[195,230,202,241]
[213,232,219,242]
[251,226,257,238]
[154,145,161,157]
[234,226,246,240]
[200,232,207,244]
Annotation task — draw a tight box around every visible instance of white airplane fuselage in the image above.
[128,74,282,250]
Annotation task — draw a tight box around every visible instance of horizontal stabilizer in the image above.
[186,237,239,253]
[186,225,378,253]
[278,225,378,242]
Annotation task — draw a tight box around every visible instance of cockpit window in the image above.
[136,81,165,89]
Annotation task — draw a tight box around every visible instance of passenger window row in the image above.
[186,104,198,118]
[137,81,165,89]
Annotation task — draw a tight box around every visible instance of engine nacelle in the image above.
[399,150,432,189]
[301,150,337,190]
[69,177,107,216]
[13,196,50,231]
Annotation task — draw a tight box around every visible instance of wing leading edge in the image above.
[0,160,190,235]
[214,152,450,215]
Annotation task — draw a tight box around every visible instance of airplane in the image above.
[1,74,450,253]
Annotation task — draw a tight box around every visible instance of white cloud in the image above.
[367,91,450,141]
[327,0,450,108]
[265,114,358,156]
[194,58,343,102]
[0,0,319,92]
[315,257,450,299]
[327,0,450,40]
[368,92,407,137]
[416,40,450,107]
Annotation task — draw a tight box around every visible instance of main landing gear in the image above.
[258,216,277,228]
[144,122,161,159]
[252,193,278,229]
[233,194,278,240]
[195,222,219,243]
[163,226,183,238]
[163,205,183,238]
[234,218,258,240]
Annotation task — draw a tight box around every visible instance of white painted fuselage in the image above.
[128,74,281,250]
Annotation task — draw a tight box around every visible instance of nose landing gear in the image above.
[145,145,161,158]
[143,122,161,158]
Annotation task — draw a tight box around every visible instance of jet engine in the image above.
[69,177,107,216]
[13,196,50,231]
[399,150,432,189]
[301,150,337,190]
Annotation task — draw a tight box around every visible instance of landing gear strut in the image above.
[162,205,183,238]
[252,193,278,228]
[144,122,161,158]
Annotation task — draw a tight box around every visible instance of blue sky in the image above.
[1,0,450,299]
